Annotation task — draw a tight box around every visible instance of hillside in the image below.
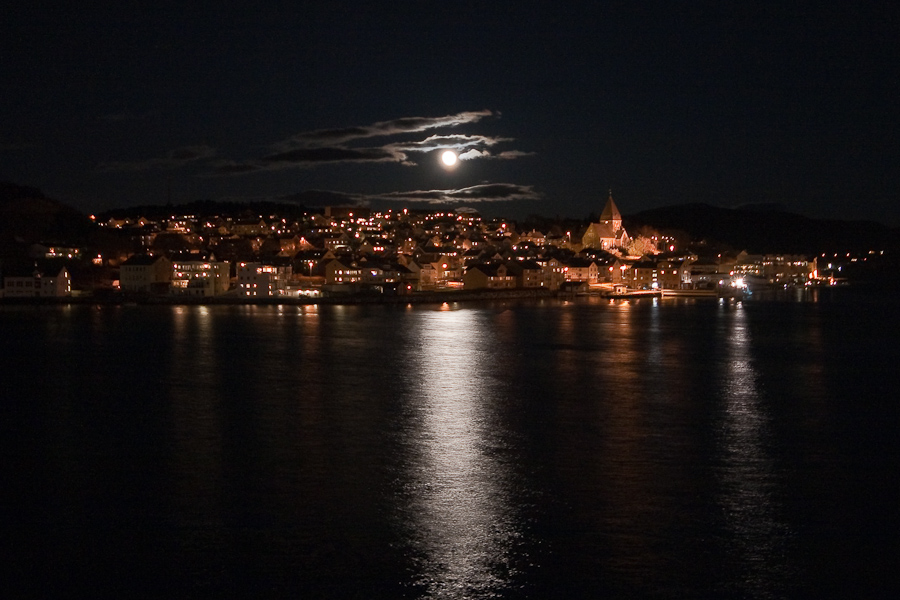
[624,203,898,255]
[0,182,96,254]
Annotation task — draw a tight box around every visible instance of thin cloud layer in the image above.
[211,110,530,173]
[261,146,403,164]
[220,183,541,208]
[99,111,531,174]
[459,149,536,161]
[218,183,544,211]
[98,145,216,172]
[371,183,541,204]
[280,110,494,147]
[390,134,513,153]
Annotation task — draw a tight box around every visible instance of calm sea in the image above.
[2,289,898,598]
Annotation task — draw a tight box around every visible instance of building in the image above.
[563,257,599,283]
[463,263,516,289]
[2,263,71,297]
[534,257,567,291]
[734,254,817,287]
[505,260,546,288]
[120,254,173,293]
[630,257,694,289]
[324,259,362,286]
[171,257,231,296]
[594,256,630,283]
[237,261,292,297]
[689,256,737,289]
[581,192,631,252]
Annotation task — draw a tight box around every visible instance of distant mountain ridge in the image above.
[625,203,898,255]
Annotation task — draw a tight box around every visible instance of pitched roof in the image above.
[122,254,166,266]
[466,262,507,277]
[564,257,596,268]
[504,260,541,275]
[585,222,617,239]
[600,193,622,222]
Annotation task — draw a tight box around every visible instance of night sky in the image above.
[3,1,897,224]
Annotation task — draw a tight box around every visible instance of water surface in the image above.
[3,291,897,598]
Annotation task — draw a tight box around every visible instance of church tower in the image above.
[581,190,630,252]
[599,190,622,232]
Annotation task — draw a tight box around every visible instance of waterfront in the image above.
[2,289,898,598]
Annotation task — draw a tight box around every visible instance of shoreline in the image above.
[1,281,876,308]
[0,288,559,307]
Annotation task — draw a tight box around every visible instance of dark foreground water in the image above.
[2,289,898,598]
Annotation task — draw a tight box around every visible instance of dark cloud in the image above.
[492,150,535,160]
[371,183,542,204]
[104,110,531,185]
[261,146,403,164]
[278,189,365,205]
[207,160,264,175]
[167,145,216,161]
[208,145,409,175]
[205,182,540,210]
[98,145,216,172]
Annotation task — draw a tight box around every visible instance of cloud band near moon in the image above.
[96,110,539,206]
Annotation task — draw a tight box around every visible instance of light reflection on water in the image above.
[3,294,897,598]
[398,308,523,598]
[168,306,228,576]
[716,302,792,596]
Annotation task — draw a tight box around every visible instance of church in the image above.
[581,192,631,252]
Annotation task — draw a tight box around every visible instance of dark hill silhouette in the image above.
[95,198,312,221]
[624,203,898,255]
[0,182,96,257]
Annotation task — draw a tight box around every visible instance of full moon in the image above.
[441,150,458,166]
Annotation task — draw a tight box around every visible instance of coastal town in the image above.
[0,192,859,302]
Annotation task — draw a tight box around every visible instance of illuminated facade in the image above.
[463,263,516,289]
[689,257,736,289]
[733,254,817,287]
[2,265,71,297]
[505,259,546,288]
[563,258,600,283]
[120,254,173,293]
[324,259,362,285]
[631,258,693,289]
[581,192,631,251]
[237,262,291,297]
[534,258,567,291]
[171,259,230,296]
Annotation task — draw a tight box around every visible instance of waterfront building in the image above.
[734,254,817,287]
[533,257,567,291]
[593,256,630,283]
[563,257,600,283]
[120,254,173,293]
[324,259,362,286]
[688,254,743,289]
[170,257,231,297]
[2,263,71,297]
[237,261,292,297]
[463,263,516,290]
[631,257,694,290]
[505,259,546,288]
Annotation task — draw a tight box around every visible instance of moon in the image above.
[441,150,458,167]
